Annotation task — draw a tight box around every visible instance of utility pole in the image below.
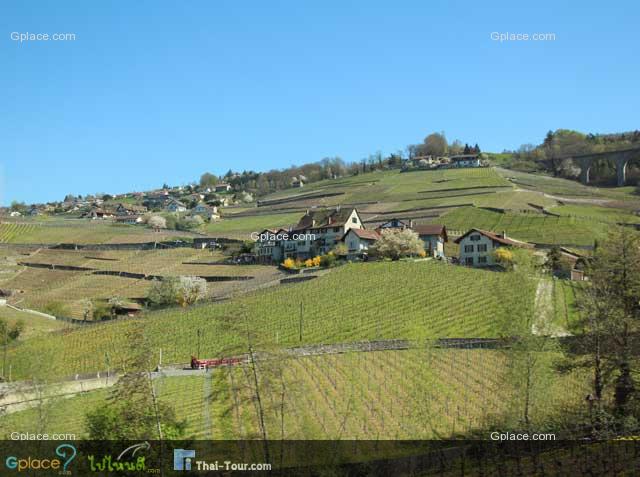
[299,302,303,342]
[2,325,7,380]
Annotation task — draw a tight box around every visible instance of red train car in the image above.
[190,356,245,369]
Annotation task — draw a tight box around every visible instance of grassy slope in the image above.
[434,206,609,245]
[0,307,72,339]
[6,261,535,380]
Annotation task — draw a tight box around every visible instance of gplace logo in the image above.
[174,449,196,471]
[5,443,76,473]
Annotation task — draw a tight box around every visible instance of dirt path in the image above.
[533,278,571,337]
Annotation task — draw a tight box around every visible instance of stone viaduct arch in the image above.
[565,147,640,186]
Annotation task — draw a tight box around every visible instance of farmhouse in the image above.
[450,154,481,168]
[455,229,532,267]
[413,224,448,258]
[341,228,380,258]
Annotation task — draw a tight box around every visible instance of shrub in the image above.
[320,253,337,268]
[282,258,296,269]
[304,259,314,268]
[312,256,322,267]
[494,247,514,268]
[42,301,69,318]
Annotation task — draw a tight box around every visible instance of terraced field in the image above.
[2,249,282,319]
[0,220,197,244]
[4,261,537,380]
[1,349,589,440]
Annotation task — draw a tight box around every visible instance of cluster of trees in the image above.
[194,132,482,199]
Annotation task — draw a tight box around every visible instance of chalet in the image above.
[144,194,170,209]
[28,206,42,216]
[83,207,114,219]
[165,198,187,213]
[455,229,532,267]
[376,218,413,231]
[450,154,481,168]
[116,203,148,216]
[215,183,232,193]
[413,224,448,258]
[254,228,288,263]
[291,175,306,188]
[192,203,219,220]
[341,228,380,258]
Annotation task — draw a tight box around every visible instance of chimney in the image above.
[409,219,414,229]
[501,231,507,239]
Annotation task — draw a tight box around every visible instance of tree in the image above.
[199,172,218,188]
[371,229,425,260]
[545,246,573,278]
[147,276,207,308]
[579,228,640,423]
[423,132,448,157]
[85,326,186,439]
[148,215,167,231]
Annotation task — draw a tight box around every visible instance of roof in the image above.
[342,228,380,241]
[450,154,480,160]
[412,224,448,241]
[454,228,533,248]
[295,207,358,230]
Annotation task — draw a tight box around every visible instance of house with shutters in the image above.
[412,224,448,258]
[455,229,532,267]
[253,207,364,263]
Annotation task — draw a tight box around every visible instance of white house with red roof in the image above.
[454,228,533,267]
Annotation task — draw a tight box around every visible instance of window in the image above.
[352,217,358,223]
[334,227,340,232]
[465,257,474,265]
[478,256,487,264]
[477,244,488,252]
[470,234,481,241]
[464,245,474,253]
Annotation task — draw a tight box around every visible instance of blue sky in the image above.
[1,1,638,205]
